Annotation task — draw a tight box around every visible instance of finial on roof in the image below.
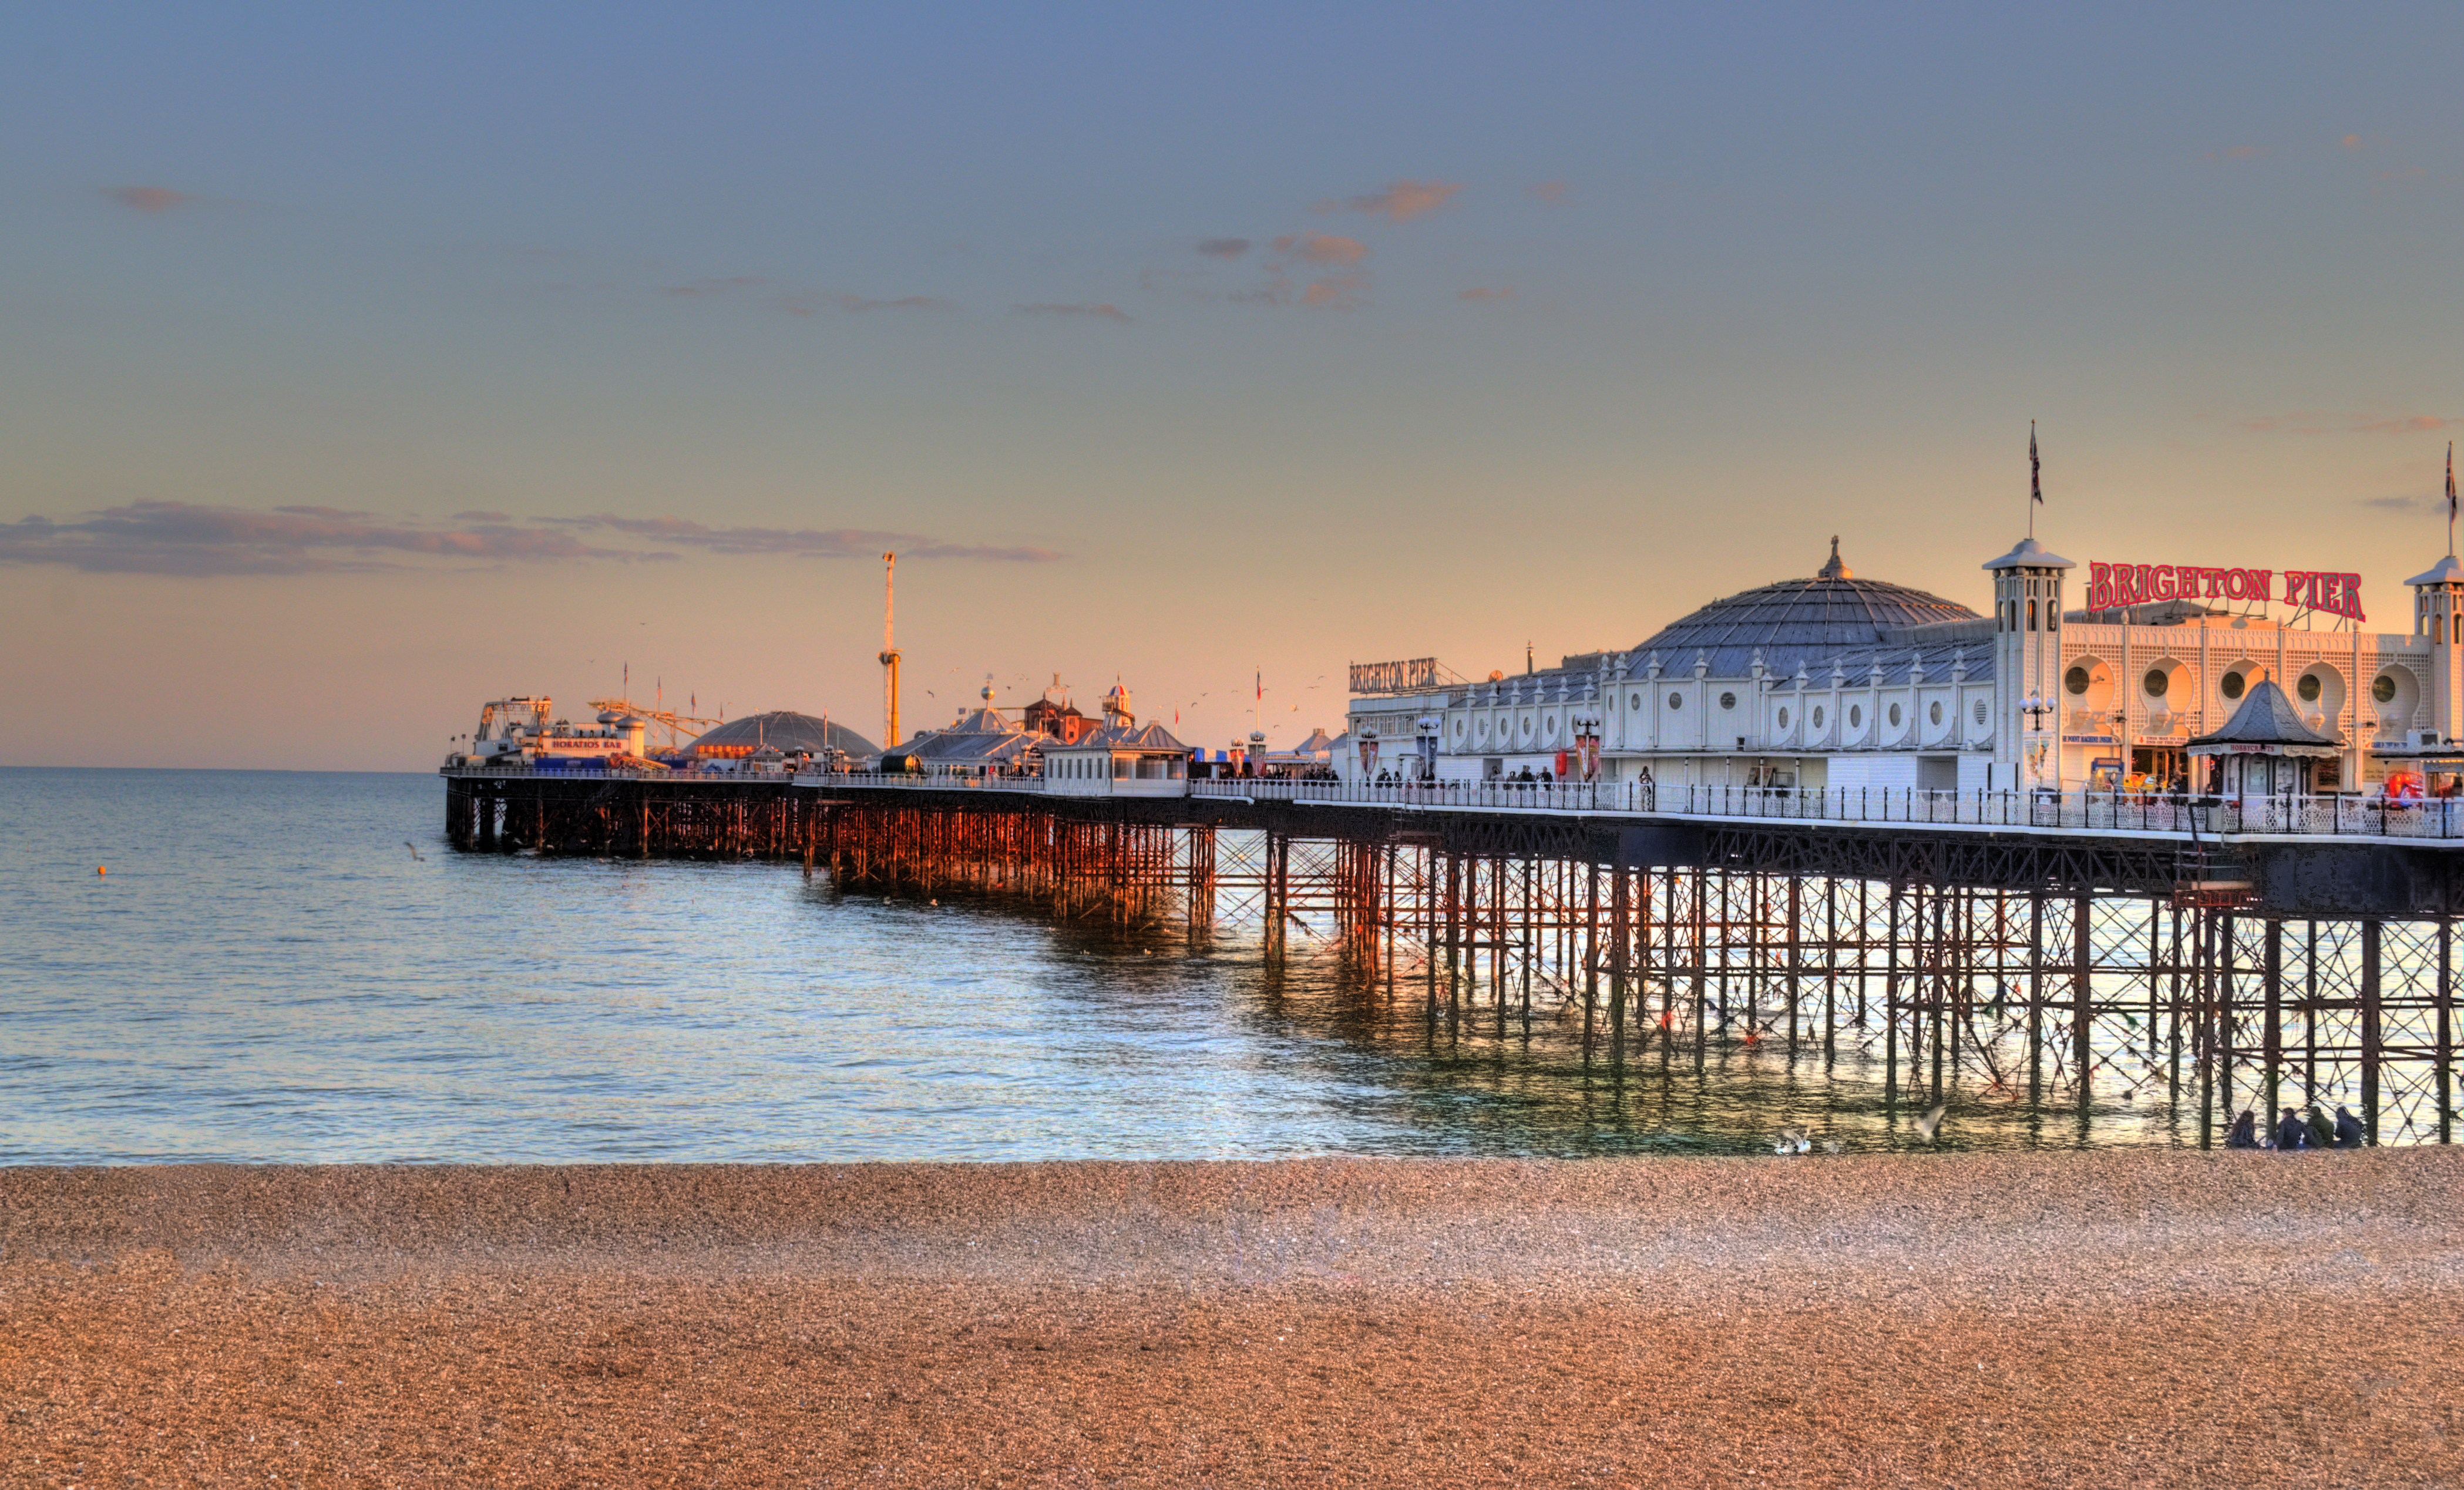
[1818,536,1850,580]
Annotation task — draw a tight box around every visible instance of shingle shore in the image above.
[4,1151,2459,1486]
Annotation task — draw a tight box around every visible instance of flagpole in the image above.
[2448,440,2456,558]
[2028,420,2041,541]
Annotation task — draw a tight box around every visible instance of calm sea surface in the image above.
[2,768,2201,1164]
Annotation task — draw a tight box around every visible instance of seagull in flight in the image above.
[1912,1102,1948,1142]
[403,841,424,862]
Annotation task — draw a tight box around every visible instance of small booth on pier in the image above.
[2187,678,2344,796]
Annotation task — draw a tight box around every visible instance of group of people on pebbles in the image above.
[2224,1104,2368,1150]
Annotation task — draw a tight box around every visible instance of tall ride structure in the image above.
[879,551,902,748]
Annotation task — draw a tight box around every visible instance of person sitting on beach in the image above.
[2273,1106,2311,1151]
[2334,1105,2366,1148]
[2307,1105,2340,1150]
[2224,1109,2261,1149]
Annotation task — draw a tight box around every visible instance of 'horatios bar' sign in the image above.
[2085,563,2365,622]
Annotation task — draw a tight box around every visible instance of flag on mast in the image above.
[1256,670,1263,701]
[2030,421,2042,505]
[2449,440,2458,554]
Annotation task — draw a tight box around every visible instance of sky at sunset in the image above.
[4,4,2460,769]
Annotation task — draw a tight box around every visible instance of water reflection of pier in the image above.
[438,772,2460,1147]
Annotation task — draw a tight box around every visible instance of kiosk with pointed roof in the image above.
[2187,678,2344,796]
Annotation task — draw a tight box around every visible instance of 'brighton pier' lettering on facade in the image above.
[2085,562,2366,622]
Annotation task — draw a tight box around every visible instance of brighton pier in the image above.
[438,523,2464,1149]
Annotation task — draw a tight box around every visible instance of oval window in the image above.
[2065,665,2090,696]
[1849,705,1863,728]
[2221,671,2245,701]
[1974,699,1988,725]
[2298,674,2322,703]
[1719,692,1737,711]
[1929,701,1943,726]
[1547,717,1558,738]
[1521,717,1532,736]
[2144,668,2170,698]
[1813,706,1826,728]
[2374,674,2398,705]
[1629,692,1642,711]
[1777,707,1791,729]
[1889,703,1903,727]
[1669,692,1683,710]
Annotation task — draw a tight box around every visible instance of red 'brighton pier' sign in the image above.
[2085,563,2366,622]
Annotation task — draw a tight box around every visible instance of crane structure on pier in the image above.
[586,697,719,754]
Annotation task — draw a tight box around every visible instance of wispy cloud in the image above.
[1271,231,1367,267]
[0,503,1061,576]
[1528,180,1570,205]
[801,294,955,314]
[2359,492,2441,512]
[2202,145,2269,164]
[664,277,766,296]
[103,186,197,213]
[559,515,1063,563]
[1313,179,1463,223]
[0,503,627,577]
[1458,286,1515,302]
[1014,302,1132,324]
[1196,237,1252,258]
[1299,274,1367,309]
[2237,411,2457,435]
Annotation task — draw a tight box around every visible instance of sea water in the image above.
[1,768,2201,1163]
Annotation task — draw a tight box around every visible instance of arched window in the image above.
[2027,599,2039,631]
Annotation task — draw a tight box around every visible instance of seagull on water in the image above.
[1912,1102,1948,1142]
[1773,1126,1810,1155]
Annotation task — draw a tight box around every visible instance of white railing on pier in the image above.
[795,770,1050,793]
[440,763,790,782]
[474,762,2464,840]
[1187,778,2464,839]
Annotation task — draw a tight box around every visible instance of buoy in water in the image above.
[96,866,106,876]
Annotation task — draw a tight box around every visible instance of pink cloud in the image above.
[2235,411,2455,435]
[1528,180,1570,205]
[1015,302,1132,323]
[1272,231,1368,267]
[105,186,196,213]
[1196,237,1252,258]
[829,294,955,313]
[1458,287,1515,302]
[1313,179,1463,223]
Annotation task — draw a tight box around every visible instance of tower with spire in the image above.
[1985,536,2075,789]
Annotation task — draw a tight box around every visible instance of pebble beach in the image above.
[5,1149,2460,1486]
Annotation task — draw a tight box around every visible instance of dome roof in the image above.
[688,710,880,757]
[1630,544,1978,679]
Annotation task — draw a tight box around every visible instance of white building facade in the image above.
[1343,532,2464,796]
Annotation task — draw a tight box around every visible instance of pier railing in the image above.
[1186,778,2464,838]
[483,761,2464,840]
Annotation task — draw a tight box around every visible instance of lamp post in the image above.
[1571,712,1603,782]
[1415,715,1441,782]
[2020,693,2055,794]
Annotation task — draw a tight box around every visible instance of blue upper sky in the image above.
[4,3,2459,766]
